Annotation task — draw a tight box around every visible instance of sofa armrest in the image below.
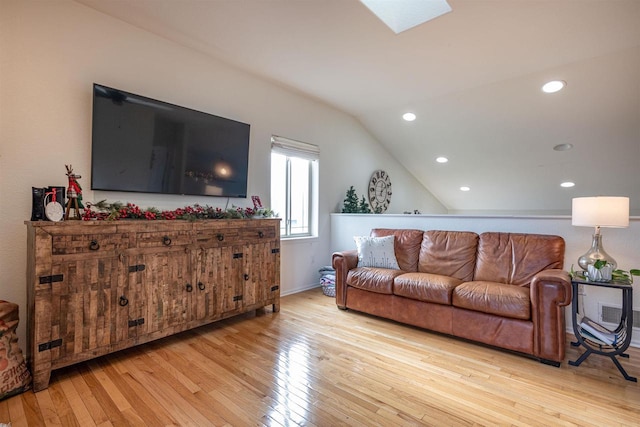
[332,250,358,309]
[530,269,572,362]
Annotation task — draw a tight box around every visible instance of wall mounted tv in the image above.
[91,83,250,198]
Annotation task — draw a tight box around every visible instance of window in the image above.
[271,136,318,238]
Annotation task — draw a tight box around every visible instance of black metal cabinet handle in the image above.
[119,296,129,307]
[217,234,224,241]
[244,274,250,281]
[198,282,205,291]
[163,236,172,246]
[89,240,100,251]
[258,231,264,238]
[186,283,193,292]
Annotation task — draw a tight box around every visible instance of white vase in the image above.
[587,264,612,282]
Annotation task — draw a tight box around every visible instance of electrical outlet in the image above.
[578,284,586,296]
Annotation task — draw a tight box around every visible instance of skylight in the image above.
[360,0,452,34]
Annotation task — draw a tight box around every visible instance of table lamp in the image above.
[571,196,629,271]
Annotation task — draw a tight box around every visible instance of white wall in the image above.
[0,0,445,350]
[331,214,640,348]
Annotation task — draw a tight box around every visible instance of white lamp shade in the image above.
[572,196,629,228]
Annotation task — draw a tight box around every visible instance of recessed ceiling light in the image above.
[460,186,470,192]
[542,80,566,94]
[402,112,416,121]
[561,182,575,188]
[553,143,573,151]
[436,156,448,163]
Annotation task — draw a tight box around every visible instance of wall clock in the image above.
[368,170,392,213]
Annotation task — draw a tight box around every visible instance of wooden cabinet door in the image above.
[126,247,194,336]
[219,245,245,314]
[45,255,121,364]
[194,247,220,321]
[241,242,270,308]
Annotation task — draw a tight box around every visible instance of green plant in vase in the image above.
[571,261,640,284]
[612,267,640,284]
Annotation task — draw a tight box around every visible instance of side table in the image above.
[569,278,636,382]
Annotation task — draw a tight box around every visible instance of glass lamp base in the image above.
[577,233,617,271]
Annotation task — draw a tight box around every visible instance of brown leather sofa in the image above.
[332,229,572,365]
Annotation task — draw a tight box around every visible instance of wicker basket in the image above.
[322,283,336,297]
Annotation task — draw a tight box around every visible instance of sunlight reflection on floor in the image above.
[270,339,312,424]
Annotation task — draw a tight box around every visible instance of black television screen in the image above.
[91,83,250,198]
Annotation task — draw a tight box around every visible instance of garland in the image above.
[81,200,276,221]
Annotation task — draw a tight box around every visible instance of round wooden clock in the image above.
[368,170,392,213]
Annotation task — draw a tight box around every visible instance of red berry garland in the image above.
[80,201,274,221]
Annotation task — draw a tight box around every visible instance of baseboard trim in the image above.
[281,283,323,297]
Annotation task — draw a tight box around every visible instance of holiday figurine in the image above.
[65,165,84,220]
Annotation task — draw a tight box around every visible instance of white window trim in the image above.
[271,136,319,239]
[271,135,320,160]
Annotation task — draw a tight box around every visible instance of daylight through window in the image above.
[271,136,319,238]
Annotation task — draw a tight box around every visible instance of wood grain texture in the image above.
[4,288,640,426]
[25,219,281,391]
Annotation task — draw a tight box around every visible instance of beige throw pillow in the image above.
[354,235,400,269]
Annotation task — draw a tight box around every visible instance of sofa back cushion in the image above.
[371,228,424,271]
[418,230,479,281]
[474,232,565,286]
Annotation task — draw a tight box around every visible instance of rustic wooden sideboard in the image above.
[25,219,280,391]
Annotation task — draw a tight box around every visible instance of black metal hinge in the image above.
[233,295,243,301]
[271,285,280,292]
[38,338,62,352]
[128,318,145,327]
[128,264,146,273]
[233,253,243,259]
[39,274,63,284]
[271,248,280,254]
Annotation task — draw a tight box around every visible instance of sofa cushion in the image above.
[418,230,478,281]
[347,267,404,295]
[354,235,400,269]
[452,281,531,320]
[474,232,565,286]
[371,229,424,272]
[393,272,462,305]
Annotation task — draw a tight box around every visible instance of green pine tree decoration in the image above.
[342,186,360,213]
[359,196,372,213]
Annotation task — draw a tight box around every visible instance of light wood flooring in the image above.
[2,288,639,426]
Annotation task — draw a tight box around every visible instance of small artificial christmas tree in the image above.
[359,196,372,213]
[342,186,360,213]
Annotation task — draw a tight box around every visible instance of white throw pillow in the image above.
[354,235,400,269]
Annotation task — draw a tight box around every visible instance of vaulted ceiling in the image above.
[74,0,640,214]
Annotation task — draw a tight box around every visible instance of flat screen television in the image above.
[91,83,250,198]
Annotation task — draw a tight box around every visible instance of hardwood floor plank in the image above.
[50,375,84,427]
[4,288,640,425]
[66,366,111,426]
[76,363,130,426]
[34,387,62,426]
[0,400,10,424]
[106,353,178,427]
[17,389,45,427]
[6,389,29,426]
[121,352,213,426]
[85,360,132,412]
[143,346,201,394]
